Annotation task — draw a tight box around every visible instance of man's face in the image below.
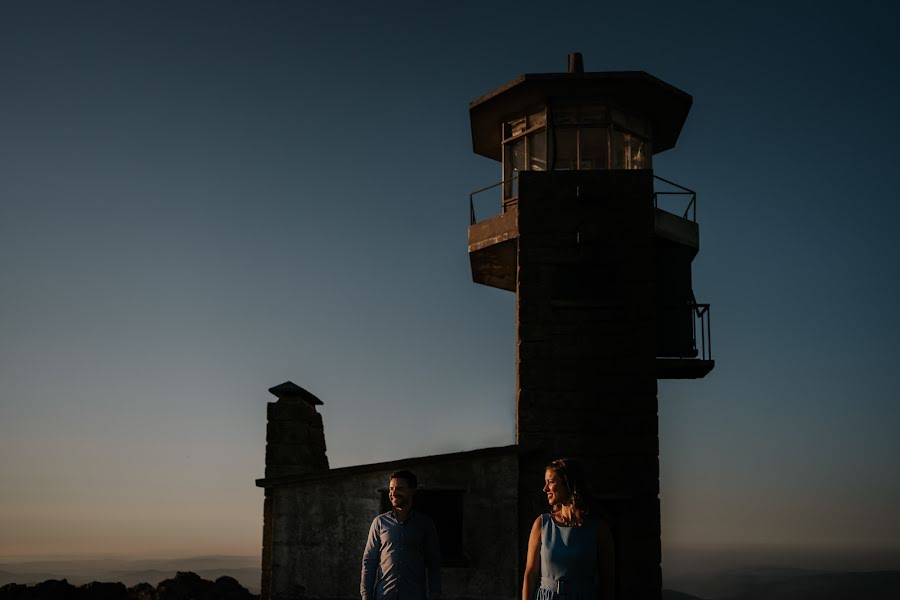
[389,477,414,510]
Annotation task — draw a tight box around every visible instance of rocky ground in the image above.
[0,571,257,600]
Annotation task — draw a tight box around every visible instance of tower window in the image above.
[529,130,547,171]
[548,105,652,171]
[554,127,577,170]
[579,127,609,170]
[502,106,547,199]
[499,105,649,198]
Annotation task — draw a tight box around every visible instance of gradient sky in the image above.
[2,1,899,568]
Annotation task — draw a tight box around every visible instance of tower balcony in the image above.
[655,301,715,379]
[467,175,705,292]
[652,176,714,378]
[468,172,714,379]
[653,175,698,253]
[468,178,520,292]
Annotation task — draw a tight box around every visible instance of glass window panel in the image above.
[553,127,577,170]
[504,137,526,198]
[529,130,546,171]
[581,104,608,124]
[527,107,546,129]
[511,137,526,171]
[503,146,513,198]
[629,135,650,169]
[610,127,627,169]
[579,127,609,170]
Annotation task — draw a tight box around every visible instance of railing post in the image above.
[692,304,698,354]
[700,311,705,360]
[469,176,518,225]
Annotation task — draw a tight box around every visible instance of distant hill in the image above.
[0,557,260,594]
[0,570,59,587]
[719,570,900,600]
[0,571,256,600]
[665,567,900,600]
[3,560,897,600]
[663,590,707,600]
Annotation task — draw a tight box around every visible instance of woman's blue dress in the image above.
[534,513,600,600]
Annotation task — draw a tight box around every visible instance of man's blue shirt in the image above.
[360,510,441,600]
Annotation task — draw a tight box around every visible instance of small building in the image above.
[258,383,519,600]
[257,55,713,600]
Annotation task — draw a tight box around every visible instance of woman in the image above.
[522,458,615,600]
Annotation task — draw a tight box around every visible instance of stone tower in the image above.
[260,381,328,600]
[467,55,713,599]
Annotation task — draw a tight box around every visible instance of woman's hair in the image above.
[546,457,592,524]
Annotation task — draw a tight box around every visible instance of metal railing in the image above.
[653,175,696,221]
[469,173,698,225]
[693,302,712,361]
[469,177,517,225]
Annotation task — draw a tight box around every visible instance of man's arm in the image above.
[360,517,381,600]
[424,517,441,600]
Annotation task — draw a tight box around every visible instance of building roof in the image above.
[469,70,693,161]
[267,381,323,405]
[256,444,517,488]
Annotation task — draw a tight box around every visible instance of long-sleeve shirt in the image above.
[360,510,441,600]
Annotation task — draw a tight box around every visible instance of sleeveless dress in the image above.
[534,513,600,600]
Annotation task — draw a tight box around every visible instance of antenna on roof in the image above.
[568,52,584,73]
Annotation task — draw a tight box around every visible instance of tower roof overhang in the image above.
[469,71,693,161]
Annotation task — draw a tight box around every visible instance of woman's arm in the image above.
[521,516,542,600]
[596,521,615,600]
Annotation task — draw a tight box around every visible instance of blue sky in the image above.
[1,1,899,566]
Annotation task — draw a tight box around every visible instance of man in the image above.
[360,470,441,600]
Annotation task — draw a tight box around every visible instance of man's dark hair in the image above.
[390,470,418,488]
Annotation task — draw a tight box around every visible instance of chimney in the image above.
[568,52,584,73]
[264,381,329,479]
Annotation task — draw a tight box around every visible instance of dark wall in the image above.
[268,449,519,600]
[515,170,661,599]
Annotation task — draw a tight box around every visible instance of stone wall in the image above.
[515,170,661,599]
[264,446,519,600]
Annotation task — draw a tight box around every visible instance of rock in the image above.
[0,583,27,600]
[156,572,213,600]
[1,574,255,600]
[126,583,155,600]
[210,577,252,600]
[18,579,78,600]
[81,582,128,600]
